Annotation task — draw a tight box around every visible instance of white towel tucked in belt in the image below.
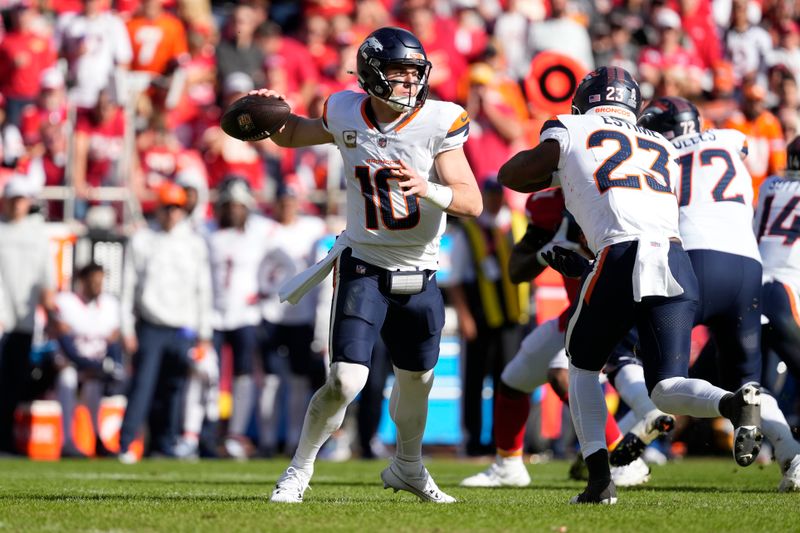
[631,236,684,302]
[279,233,351,304]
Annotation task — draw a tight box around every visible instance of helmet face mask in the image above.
[357,28,432,112]
[571,67,641,121]
[638,96,702,140]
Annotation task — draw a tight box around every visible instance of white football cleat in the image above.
[174,437,199,460]
[118,450,139,465]
[460,460,531,487]
[611,457,651,487]
[381,461,456,503]
[779,455,800,493]
[270,467,311,504]
[224,437,249,461]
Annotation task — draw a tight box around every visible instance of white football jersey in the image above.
[755,176,800,286]
[207,215,275,330]
[540,113,680,253]
[260,216,327,325]
[55,292,119,360]
[671,129,760,261]
[322,90,469,270]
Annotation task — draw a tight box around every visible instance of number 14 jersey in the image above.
[322,90,469,271]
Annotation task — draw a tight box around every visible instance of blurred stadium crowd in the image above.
[0,0,798,461]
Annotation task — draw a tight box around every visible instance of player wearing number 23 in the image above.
[255,27,483,504]
[498,67,763,505]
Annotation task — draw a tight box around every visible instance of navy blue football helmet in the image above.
[356,27,432,112]
[571,66,642,117]
[638,97,702,140]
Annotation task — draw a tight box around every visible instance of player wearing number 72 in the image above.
[238,27,482,504]
[498,66,763,505]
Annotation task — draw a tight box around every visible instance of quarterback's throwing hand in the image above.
[392,160,428,198]
[248,88,288,100]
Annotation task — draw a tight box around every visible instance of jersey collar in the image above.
[360,97,421,133]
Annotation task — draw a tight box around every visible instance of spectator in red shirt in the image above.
[403,4,466,102]
[453,2,489,63]
[638,8,703,97]
[17,121,68,219]
[300,14,339,79]
[169,24,217,148]
[0,3,57,126]
[255,22,320,113]
[666,0,722,70]
[461,60,526,205]
[19,67,68,150]
[200,73,266,192]
[71,90,127,202]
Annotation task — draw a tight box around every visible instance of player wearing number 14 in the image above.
[499,67,763,504]
[250,27,483,504]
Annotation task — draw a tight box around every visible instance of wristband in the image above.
[424,182,454,210]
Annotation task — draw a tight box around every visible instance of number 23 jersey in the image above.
[322,90,469,271]
[541,113,681,254]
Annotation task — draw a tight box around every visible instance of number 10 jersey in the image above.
[322,90,470,271]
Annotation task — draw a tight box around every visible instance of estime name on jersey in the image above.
[597,114,661,138]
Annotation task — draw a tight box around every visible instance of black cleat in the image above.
[610,433,646,467]
[721,382,763,467]
[568,454,589,481]
[569,479,618,505]
[610,414,675,467]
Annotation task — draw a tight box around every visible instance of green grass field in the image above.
[0,458,796,532]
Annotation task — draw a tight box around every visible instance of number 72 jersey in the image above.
[755,176,800,285]
[322,90,470,271]
[671,129,760,262]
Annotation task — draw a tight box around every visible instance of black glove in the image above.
[540,245,591,278]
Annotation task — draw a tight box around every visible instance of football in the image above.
[220,94,291,141]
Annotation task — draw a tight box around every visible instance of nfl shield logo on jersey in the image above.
[343,130,357,148]
[378,137,388,148]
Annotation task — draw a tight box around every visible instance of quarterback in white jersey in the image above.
[640,97,800,492]
[499,67,763,504]
[248,27,482,504]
